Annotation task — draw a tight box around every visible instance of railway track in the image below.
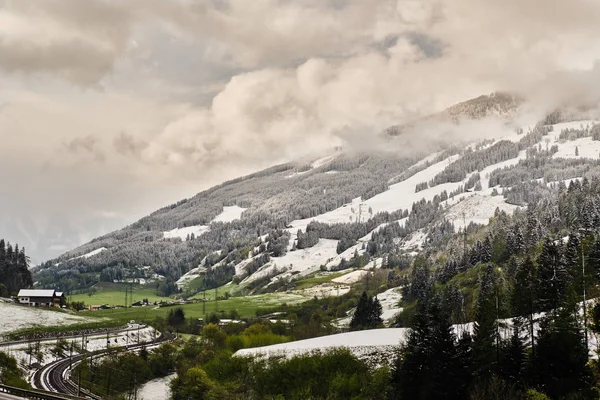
[33,332,174,399]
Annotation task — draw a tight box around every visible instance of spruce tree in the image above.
[472,265,499,378]
[533,300,594,399]
[350,291,382,330]
[390,310,430,399]
[512,256,537,356]
[537,237,569,312]
[499,317,526,386]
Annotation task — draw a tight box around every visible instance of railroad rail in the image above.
[0,383,83,400]
[33,332,174,399]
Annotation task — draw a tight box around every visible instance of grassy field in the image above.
[86,292,309,324]
[70,282,172,306]
[294,271,348,290]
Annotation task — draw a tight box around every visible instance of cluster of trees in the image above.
[393,255,597,399]
[0,352,29,388]
[0,239,32,296]
[350,291,383,330]
[295,229,319,249]
[390,174,600,399]
[74,343,179,399]
[39,152,422,291]
[432,140,520,185]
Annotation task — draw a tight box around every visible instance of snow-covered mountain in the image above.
[34,94,600,298]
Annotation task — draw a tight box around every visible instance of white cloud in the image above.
[3,0,600,260]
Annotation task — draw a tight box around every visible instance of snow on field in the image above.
[163,225,210,241]
[444,193,520,230]
[243,239,338,283]
[289,157,464,229]
[0,303,91,336]
[68,247,106,261]
[296,283,351,299]
[176,266,207,288]
[399,230,427,253]
[553,137,600,159]
[377,287,403,322]
[479,150,527,191]
[332,270,368,285]
[165,206,247,241]
[324,243,365,270]
[213,205,247,223]
[363,257,384,269]
[312,155,335,169]
[235,328,409,361]
[138,373,176,400]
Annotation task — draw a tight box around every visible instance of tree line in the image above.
[0,239,32,296]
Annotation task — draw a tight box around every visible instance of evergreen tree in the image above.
[533,300,594,399]
[537,237,569,312]
[409,256,431,303]
[472,264,499,378]
[499,317,527,386]
[390,295,471,399]
[390,310,430,399]
[512,256,537,356]
[0,240,32,294]
[350,291,383,330]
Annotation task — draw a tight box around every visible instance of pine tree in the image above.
[537,237,569,312]
[512,256,537,357]
[349,291,382,330]
[472,264,499,378]
[390,310,430,399]
[533,300,594,399]
[409,256,431,303]
[499,317,526,385]
[390,296,470,400]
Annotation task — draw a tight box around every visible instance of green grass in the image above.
[88,292,309,324]
[294,271,348,290]
[189,281,242,299]
[69,282,172,306]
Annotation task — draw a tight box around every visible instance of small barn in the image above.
[17,289,62,307]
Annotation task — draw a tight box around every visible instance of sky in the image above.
[2,0,600,263]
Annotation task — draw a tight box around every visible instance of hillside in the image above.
[33,95,600,302]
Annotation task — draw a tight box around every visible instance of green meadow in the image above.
[69,282,172,306]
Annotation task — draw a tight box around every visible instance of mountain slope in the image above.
[34,97,600,300]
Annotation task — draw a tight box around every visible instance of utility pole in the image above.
[90,353,94,387]
[69,342,73,370]
[106,368,112,397]
[462,212,468,268]
[202,290,206,315]
[215,287,218,313]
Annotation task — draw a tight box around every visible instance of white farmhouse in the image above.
[17,289,64,307]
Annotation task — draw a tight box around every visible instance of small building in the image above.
[17,289,60,307]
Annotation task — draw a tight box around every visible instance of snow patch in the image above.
[552,137,600,159]
[331,270,368,285]
[0,303,92,336]
[243,239,339,283]
[234,328,409,360]
[213,205,247,223]
[444,193,520,230]
[163,225,210,241]
[138,373,176,400]
[68,247,106,261]
[377,287,403,323]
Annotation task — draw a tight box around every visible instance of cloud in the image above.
[3,0,600,261]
